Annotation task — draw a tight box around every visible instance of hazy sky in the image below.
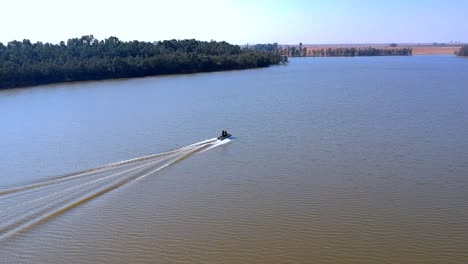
[1,0,467,44]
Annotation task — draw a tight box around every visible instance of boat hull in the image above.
[217,134,231,140]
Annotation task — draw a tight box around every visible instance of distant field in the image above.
[404,45,460,55]
[300,44,462,55]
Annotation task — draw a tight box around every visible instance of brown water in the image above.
[1,56,468,263]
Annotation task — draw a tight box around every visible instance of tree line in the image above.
[280,43,308,57]
[455,45,468,56]
[280,43,412,57]
[0,35,284,89]
[305,47,412,57]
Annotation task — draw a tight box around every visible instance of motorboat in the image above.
[217,130,231,140]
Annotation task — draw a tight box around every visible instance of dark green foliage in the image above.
[455,45,468,56]
[280,55,288,63]
[250,43,279,52]
[389,43,398,47]
[0,35,283,89]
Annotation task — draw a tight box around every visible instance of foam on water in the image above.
[200,138,231,153]
[0,137,231,241]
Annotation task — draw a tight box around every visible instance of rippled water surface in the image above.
[1,56,468,263]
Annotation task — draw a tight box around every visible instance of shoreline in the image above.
[0,64,278,92]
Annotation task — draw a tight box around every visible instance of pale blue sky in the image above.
[1,0,466,44]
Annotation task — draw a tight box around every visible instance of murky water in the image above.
[1,56,468,263]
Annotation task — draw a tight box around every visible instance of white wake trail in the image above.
[0,137,231,241]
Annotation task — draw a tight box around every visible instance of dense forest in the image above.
[280,43,412,57]
[0,35,285,89]
[455,45,468,56]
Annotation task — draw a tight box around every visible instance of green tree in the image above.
[0,36,284,89]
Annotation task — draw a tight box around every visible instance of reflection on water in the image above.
[1,56,468,263]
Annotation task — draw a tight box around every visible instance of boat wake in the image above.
[0,137,231,241]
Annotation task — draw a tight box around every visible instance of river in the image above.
[1,56,467,263]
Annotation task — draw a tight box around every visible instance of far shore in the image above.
[300,44,461,55]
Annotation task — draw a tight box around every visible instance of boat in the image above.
[217,130,231,140]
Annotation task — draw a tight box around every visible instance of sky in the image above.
[1,0,467,45]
